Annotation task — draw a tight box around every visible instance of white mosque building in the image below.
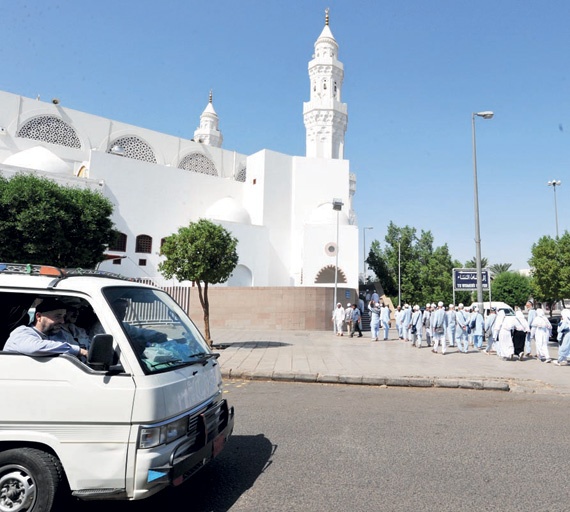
[0,13,360,301]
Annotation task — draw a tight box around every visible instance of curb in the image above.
[221,368,511,392]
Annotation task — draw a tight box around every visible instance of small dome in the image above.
[3,146,72,174]
[205,197,251,225]
[307,203,350,225]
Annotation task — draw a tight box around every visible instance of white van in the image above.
[0,263,234,512]
[469,301,515,317]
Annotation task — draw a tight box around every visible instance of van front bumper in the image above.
[147,401,235,487]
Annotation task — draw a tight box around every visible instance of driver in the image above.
[91,298,167,355]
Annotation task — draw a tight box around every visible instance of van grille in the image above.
[185,399,229,451]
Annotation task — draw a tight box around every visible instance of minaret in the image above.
[193,91,223,147]
[303,9,348,159]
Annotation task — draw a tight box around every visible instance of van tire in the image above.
[0,448,62,512]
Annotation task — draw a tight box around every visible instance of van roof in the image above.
[0,263,157,295]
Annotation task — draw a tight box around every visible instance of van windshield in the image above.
[102,287,211,374]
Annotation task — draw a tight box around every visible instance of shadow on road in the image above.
[77,434,275,512]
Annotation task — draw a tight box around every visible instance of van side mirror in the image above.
[87,334,114,371]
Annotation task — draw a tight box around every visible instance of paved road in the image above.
[217,381,570,512]
[211,327,570,395]
[75,381,570,512]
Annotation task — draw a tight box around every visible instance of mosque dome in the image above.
[307,203,350,225]
[3,146,72,174]
[205,197,252,224]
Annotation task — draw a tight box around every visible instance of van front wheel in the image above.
[0,448,62,512]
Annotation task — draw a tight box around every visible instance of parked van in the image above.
[0,263,234,512]
[469,301,514,318]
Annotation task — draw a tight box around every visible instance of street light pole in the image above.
[363,227,373,283]
[547,180,562,238]
[332,199,344,310]
[472,111,494,312]
[398,240,401,307]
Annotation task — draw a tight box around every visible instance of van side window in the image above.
[0,293,35,350]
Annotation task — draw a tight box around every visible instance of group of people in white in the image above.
[369,299,570,366]
[332,301,366,338]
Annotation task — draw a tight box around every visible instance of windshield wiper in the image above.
[149,359,186,369]
[189,352,221,365]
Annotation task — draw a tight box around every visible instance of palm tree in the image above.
[489,263,512,275]
[464,257,489,269]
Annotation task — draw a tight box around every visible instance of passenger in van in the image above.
[55,303,92,350]
[3,298,88,358]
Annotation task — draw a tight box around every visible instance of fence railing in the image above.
[136,278,192,313]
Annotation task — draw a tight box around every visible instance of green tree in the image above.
[528,232,570,312]
[0,173,115,267]
[418,245,464,306]
[491,272,532,308]
[159,219,238,345]
[489,262,512,275]
[366,222,468,306]
[464,256,489,269]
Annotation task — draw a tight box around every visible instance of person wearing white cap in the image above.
[368,300,381,341]
[484,307,498,354]
[530,309,552,363]
[455,303,469,353]
[524,300,536,357]
[446,304,457,347]
[410,305,423,348]
[422,304,432,347]
[400,304,412,342]
[344,303,353,335]
[332,303,345,336]
[472,306,485,350]
[431,301,448,354]
[380,302,391,341]
[493,309,516,360]
[395,305,403,339]
[466,306,475,347]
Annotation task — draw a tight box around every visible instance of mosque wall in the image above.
[189,286,360,331]
[0,91,247,180]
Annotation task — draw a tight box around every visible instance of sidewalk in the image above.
[211,327,570,395]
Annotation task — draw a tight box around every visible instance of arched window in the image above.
[107,136,157,163]
[109,232,127,252]
[235,166,246,183]
[135,235,152,254]
[17,115,81,149]
[178,152,218,176]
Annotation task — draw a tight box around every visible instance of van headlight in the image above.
[139,416,189,449]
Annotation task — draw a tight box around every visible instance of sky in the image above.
[1,0,569,272]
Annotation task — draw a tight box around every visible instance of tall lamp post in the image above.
[332,198,344,310]
[472,110,494,312]
[547,180,562,238]
[398,240,401,307]
[362,226,373,283]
